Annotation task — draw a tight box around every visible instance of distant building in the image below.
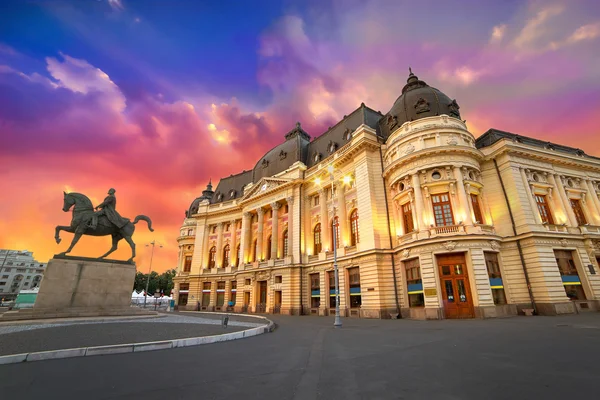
[0,249,46,300]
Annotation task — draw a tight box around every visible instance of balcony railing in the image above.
[580,225,600,234]
[430,224,464,235]
[545,224,568,233]
[308,255,319,263]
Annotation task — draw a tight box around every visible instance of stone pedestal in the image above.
[0,256,155,321]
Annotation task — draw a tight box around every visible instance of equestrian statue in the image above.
[55,188,154,263]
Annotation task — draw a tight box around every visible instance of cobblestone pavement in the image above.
[1,312,599,400]
[0,313,265,356]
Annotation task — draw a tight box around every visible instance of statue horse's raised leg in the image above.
[99,234,121,260]
[54,225,73,244]
[58,225,85,257]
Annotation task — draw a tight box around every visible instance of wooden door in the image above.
[256,281,267,313]
[437,254,474,319]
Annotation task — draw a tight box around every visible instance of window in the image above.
[432,193,454,226]
[404,258,424,307]
[183,256,192,272]
[0,282,5,286]
[225,223,230,232]
[401,202,414,233]
[216,281,225,307]
[348,267,361,308]
[1,275,8,279]
[554,250,586,300]
[314,196,320,207]
[570,199,587,226]
[222,244,230,267]
[432,171,441,180]
[535,195,554,224]
[328,271,336,308]
[235,244,241,267]
[314,224,322,254]
[178,293,188,305]
[284,204,289,214]
[202,282,211,306]
[310,273,320,308]
[252,240,258,262]
[245,278,251,285]
[484,252,506,305]
[212,226,217,234]
[470,194,484,224]
[230,281,237,305]
[187,229,193,236]
[350,209,359,246]
[208,247,216,268]
[282,230,289,258]
[266,235,272,260]
[331,216,339,248]
[275,275,282,284]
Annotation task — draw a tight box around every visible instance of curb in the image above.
[0,316,275,366]
[179,311,277,333]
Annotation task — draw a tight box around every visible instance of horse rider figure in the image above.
[88,188,130,230]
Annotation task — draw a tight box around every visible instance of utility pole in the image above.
[144,241,162,308]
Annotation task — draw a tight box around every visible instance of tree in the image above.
[132,268,176,296]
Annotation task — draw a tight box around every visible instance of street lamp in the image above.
[327,165,342,328]
[144,240,162,308]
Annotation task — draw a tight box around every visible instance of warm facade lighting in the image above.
[315,177,322,186]
[343,175,352,185]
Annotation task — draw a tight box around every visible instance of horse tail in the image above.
[133,215,154,232]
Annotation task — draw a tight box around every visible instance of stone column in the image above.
[478,187,493,225]
[286,197,294,258]
[555,174,578,226]
[177,245,184,272]
[395,201,405,236]
[240,212,252,264]
[319,188,330,252]
[585,180,600,225]
[271,202,280,259]
[411,174,424,230]
[548,174,569,225]
[256,208,265,261]
[337,184,348,248]
[520,168,543,225]
[215,222,224,267]
[202,225,211,269]
[454,166,473,225]
[230,219,238,267]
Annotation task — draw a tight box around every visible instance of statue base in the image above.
[0,256,156,322]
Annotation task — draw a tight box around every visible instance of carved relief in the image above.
[402,249,411,259]
[279,150,287,160]
[404,143,415,154]
[443,241,457,251]
[446,135,458,145]
[559,238,568,247]
[490,241,500,251]
[414,97,430,114]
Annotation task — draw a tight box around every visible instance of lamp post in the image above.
[144,240,162,308]
[328,165,343,328]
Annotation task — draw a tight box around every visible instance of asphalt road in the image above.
[1,313,599,400]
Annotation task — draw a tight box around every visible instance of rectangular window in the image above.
[470,194,484,224]
[183,256,192,272]
[569,198,587,226]
[554,250,586,300]
[216,281,225,307]
[484,252,506,305]
[1,275,8,279]
[230,281,237,306]
[535,195,554,224]
[314,196,320,207]
[275,275,282,284]
[404,258,424,307]
[328,271,336,308]
[348,267,361,308]
[401,202,414,233]
[202,282,211,306]
[179,283,189,291]
[245,278,251,286]
[310,273,320,308]
[431,193,454,226]
[178,293,188,306]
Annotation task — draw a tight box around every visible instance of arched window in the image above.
[252,240,258,262]
[350,209,359,246]
[282,230,289,258]
[331,216,339,248]
[235,243,241,267]
[222,244,230,267]
[208,246,216,268]
[266,235,272,260]
[313,223,322,254]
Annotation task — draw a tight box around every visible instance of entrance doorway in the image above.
[274,290,282,314]
[256,281,267,313]
[437,253,474,318]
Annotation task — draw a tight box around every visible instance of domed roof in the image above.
[186,180,214,217]
[379,69,462,138]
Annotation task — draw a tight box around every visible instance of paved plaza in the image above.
[1,313,599,399]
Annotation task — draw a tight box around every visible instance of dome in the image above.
[186,180,214,217]
[380,69,461,138]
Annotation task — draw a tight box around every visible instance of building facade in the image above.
[0,249,46,300]
[173,71,600,319]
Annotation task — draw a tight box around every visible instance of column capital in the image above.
[243,211,252,218]
[257,208,265,216]
[286,196,294,204]
[216,222,223,228]
[271,202,281,210]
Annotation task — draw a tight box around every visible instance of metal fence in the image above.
[131,297,173,310]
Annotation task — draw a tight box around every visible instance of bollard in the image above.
[222,315,229,329]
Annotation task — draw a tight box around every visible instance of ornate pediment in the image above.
[240,177,292,202]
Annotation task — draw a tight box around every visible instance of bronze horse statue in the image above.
[55,192,153,263]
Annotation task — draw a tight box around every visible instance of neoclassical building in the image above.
[173,71,600,319]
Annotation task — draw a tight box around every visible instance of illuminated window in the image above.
[350,209,359,245]
[208,247,216,268]
[282,230,288,258]
[401,202,414,233]
[183,256,192,272]
[235,244,240,267]
[470,194,484,224]
[314,224,322,254]
[570,199,587,226]
[431,193,454,226]
[348,267,361,308]
[222,244,230,267]
[266,235,272,260]
[252,240,258,262]
[535,195,554,224]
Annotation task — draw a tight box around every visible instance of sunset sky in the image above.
[1,0,599,272]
